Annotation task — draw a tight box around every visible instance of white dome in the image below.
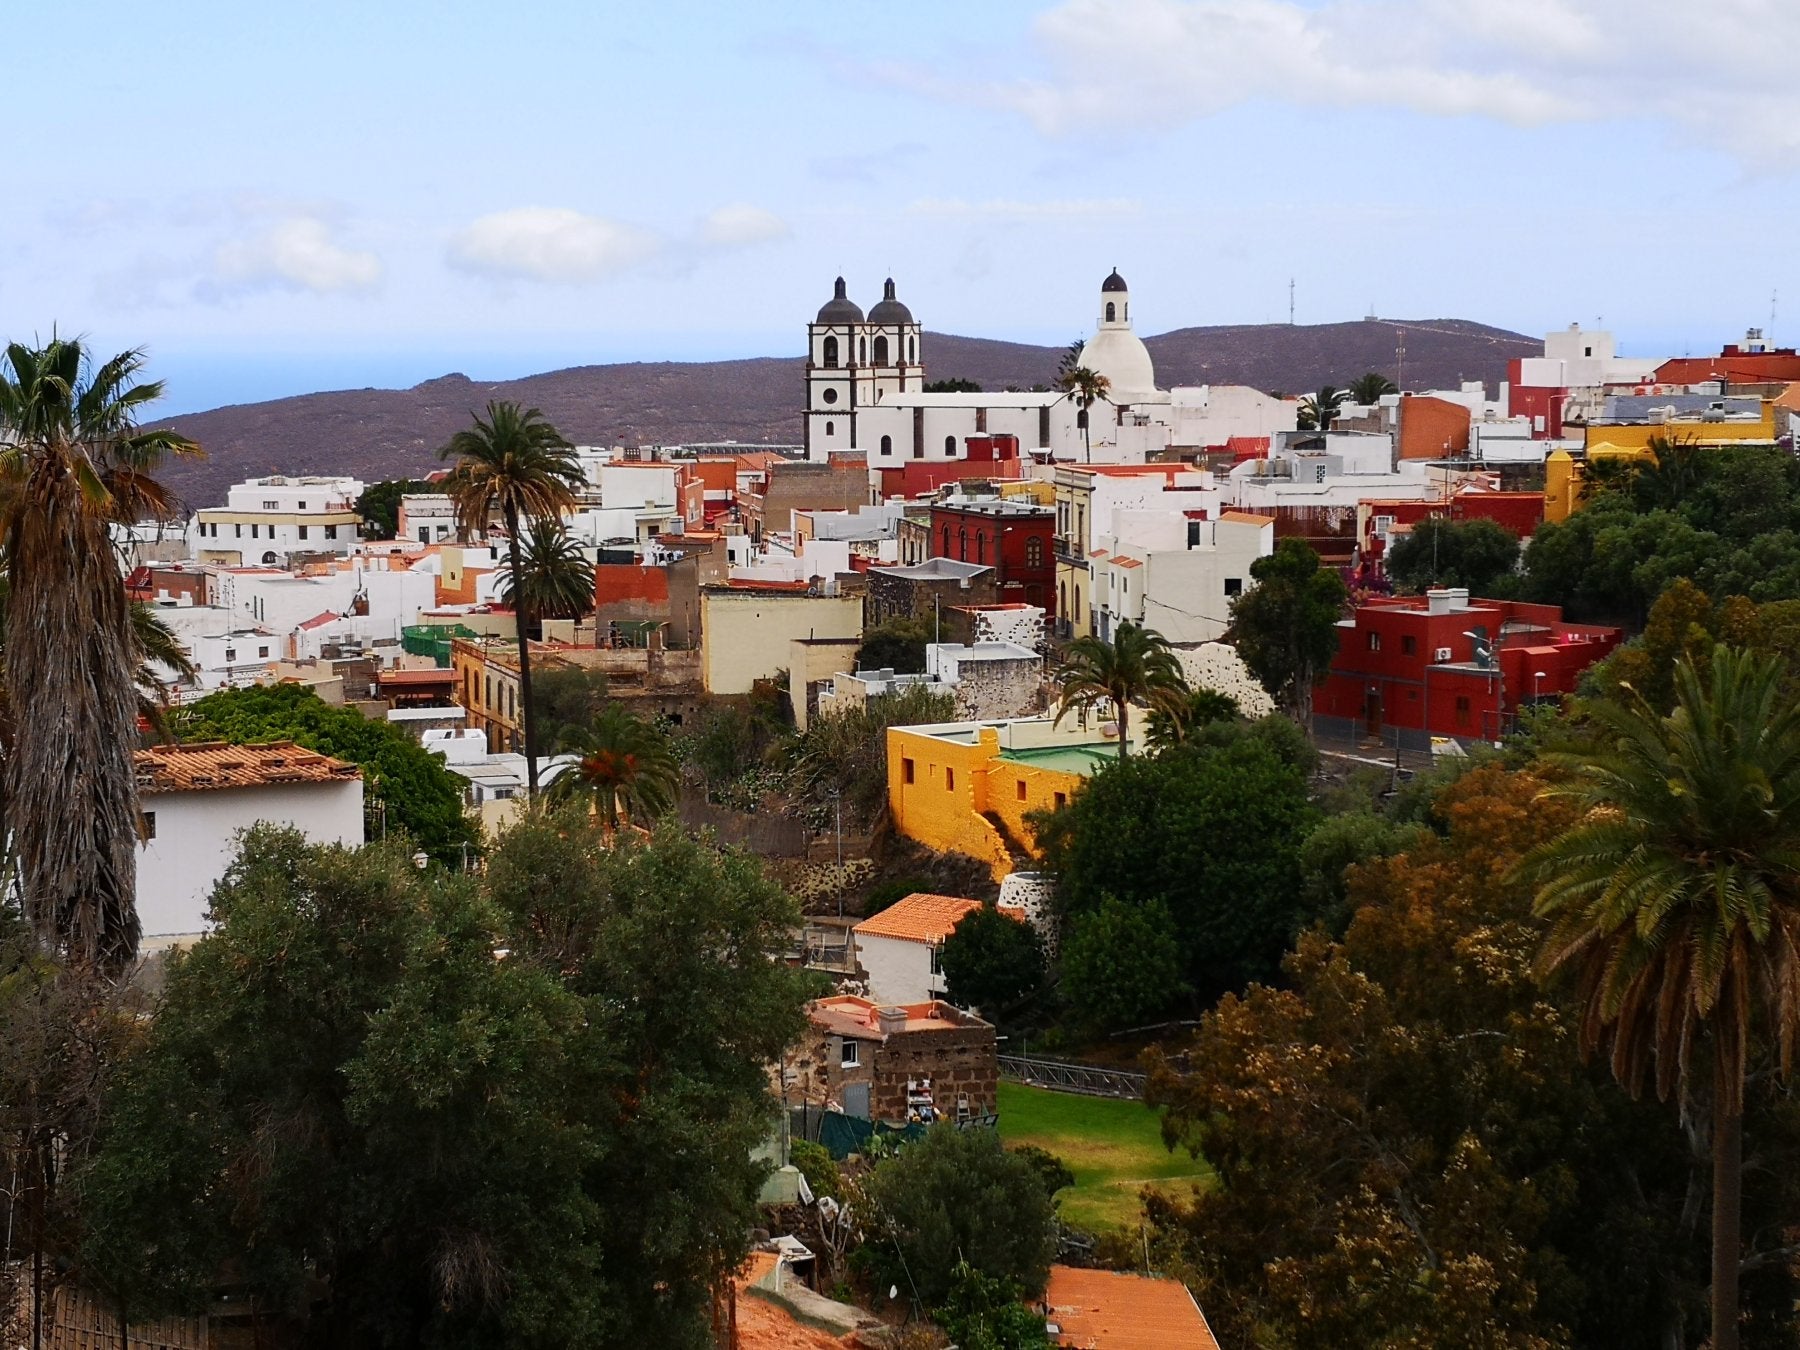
[1081,326,1157,397]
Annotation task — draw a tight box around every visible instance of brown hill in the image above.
[156,318,1537,509]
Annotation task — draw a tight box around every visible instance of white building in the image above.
[1227,431,1440,512]
[1090,511,1274,644]
[210,556,437,654]
[135,741,364,938]
[189,475,365,564]
[851,893,988,1006]
[397,493,458,545]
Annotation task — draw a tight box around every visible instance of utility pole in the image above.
[1288,277,1295,326]
[1395,327,1407,392]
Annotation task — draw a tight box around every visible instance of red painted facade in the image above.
[873,435,1023,500]
[1316,593,1621,743]
[1506,359,1569,438]
[926,499,1056,617]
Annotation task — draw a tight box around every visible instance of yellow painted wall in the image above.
[887,725,1088,880]
[700,591,863,695]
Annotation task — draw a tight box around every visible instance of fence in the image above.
[998,1054,1146,1100]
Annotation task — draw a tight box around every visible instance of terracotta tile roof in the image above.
[297,610,339,631]
[1045,1267,1220,1349]
[1217,510,1274,524]
[136,741,361,794]
[1113,558,1143,569]
[853,893,984,945]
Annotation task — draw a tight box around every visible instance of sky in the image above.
[8,0,1800,413]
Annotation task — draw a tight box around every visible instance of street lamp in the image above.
[1532,670,1547,703]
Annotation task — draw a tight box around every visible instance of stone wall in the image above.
[871,1020,998,1123]
[866,570,999,627]
[950,655,1044,721]
[966,604,1046,651]
[1175,641,1276,718]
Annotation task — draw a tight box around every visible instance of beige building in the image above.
[699,585,862,696]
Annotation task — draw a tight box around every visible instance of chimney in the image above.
[876,1006,907,1037]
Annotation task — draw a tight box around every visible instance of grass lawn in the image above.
[997,1080,1212,1232]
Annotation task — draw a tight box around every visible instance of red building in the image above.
[1316,590,1621,746]
[926,497,1055,617]
[873,434,1024,500]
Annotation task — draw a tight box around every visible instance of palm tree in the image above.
[1055,366,1111,463]
[1347,372,1397,405]
[440,402,583,797]
[498,518,595,639]
[1053,621,1187,759]
[1296,385,1348,431]
[1144,687,1239,753]
[548,703,679,831]
[0,339,197,974]
[1519,646,1800,1350]
[1633,433,1706,512]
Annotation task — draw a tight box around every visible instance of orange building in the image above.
[1397,395,1472,461]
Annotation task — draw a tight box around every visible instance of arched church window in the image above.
[1105,302,1116,322]
[942,525,951,553]
[976,534,985,563]
[880,435,893,456]
[944,435,956,456]
[825,421,835,436]
[823,336,839,368]
[907,337,915,362]
[874,335,889,366]
[859,337,867,363]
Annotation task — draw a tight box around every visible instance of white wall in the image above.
[855,932,942,1006]
[137,778,365,936]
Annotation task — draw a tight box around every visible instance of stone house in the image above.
[791,995,998,1125]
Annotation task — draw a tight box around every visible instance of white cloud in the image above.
[911,0,1800,166]
[697,203,789,248]
[908,196,1141,218]
[448,207,660,283]
[213,216,381,294]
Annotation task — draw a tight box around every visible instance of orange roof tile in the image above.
[1046,1267,1219,1350]
[1217,510,1274,524]
[853,893,984,945]
[136,741,361,794]
[1113,558,1143,569]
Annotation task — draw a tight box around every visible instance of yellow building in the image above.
[1547,399,1779,523]
[887,716,1135,880]
[698,585,863,696]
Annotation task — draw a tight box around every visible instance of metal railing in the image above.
[999,1054,1146,1100]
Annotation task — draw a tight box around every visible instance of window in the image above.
[822,387,838,404]
[976,534,985,563]
[1401,635,1417,656]
[257,645,269,658]
[324,524,337,540]
[840,1038,859,1068]
[234,523,242,538]
[880,434,893,456]
[942,526,951,554]
[1368,632,1382,652]
[859,337,867,363]
[1455,695,1472,724]
[1224,577,1243,597]
[944,435,956,456]
[1105,301,1116,322]
[824,421,834,436]
[298,525,309,540]
[1187,519,1202,547]
[250,523,259,538]
[1016,780,1027,801]
[262,499,278,510]
[822,336,839,368]
[1053,791,1068,810]
[138,810,156,840]
[958,527,968,560]
[908,336,915,362]
[419,527,430,543]
[874,335,889,366]
[903,757,915,784]
[945,767,956,792]
[1025,536,1043,568]
[297,500,307,510]
[224,648,237,662]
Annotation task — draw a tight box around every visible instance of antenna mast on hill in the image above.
[1395,327,1406,392]
[1289,277,1295,326]
[1772,289,1780,343]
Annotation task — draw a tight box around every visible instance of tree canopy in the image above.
[940,904,1047,1016]
[1385,516,1521,595]
[177,683,477,862]
[1228,539,1346,720]
[354,478,437,540]
[81,815,810,1348]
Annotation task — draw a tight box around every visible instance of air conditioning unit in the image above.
[1434,646,1453,662]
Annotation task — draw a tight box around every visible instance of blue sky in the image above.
[8,0,1799,412]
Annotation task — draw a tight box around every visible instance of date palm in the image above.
[1055,365,1111,463]
[132,601,200,739]
[1296,385,1348,432]
[1053,621,1187,759]
[1347,372,1397,405]
[440,402,582,797]
[548,703,678,832]
[1519,646,1800,1350]
[0,339,197,974]
[498,518,595,639]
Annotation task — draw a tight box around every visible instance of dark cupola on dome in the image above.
[815,276,865,324]
[867,277,914,326]
[1101,268,1128,293]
